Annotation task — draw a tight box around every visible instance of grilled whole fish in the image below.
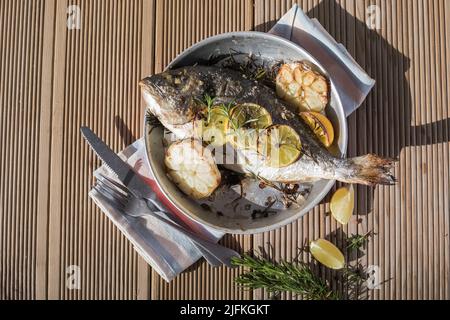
[140,66,395,186]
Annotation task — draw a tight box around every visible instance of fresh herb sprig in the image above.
[221,50,274,83]
[346,231,372,250]
[196,94,216,125]
[233,244,371,300]
[232,253,339,300]
[341,266,368,299]
[213,101,238,129]
[204,95,259,140]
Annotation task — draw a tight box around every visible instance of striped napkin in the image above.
[89,139,223,282]
[89,4,374,282]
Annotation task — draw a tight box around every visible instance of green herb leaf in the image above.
[346,231,372,250]
[232,253,339,300]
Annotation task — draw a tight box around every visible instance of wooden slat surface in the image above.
[0,0,46,300]
[0,0,449,300]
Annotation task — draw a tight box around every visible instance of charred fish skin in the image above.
[140,66,395,186]
[139,66,247,125]
[140,66,331,162]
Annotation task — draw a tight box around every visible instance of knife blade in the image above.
[81,126,205,232]
[80,126,156,201]
[81,126,226,267]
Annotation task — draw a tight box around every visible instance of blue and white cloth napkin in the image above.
[89,4,375,282]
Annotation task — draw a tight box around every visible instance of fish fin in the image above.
[345,154,396,186]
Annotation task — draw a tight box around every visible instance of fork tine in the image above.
[95,177,235,268]
[97,172,165,210]
[96,180,129,209]
[100,185,127,208]
[93,184,124,210]
[97,176,129,200]
[97,172,163,212]
[96,172,131,195]
[96,174,127,196]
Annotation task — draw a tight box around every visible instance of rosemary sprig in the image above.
[346,231,372,250]
[195,94,216,125]
[342,267,366,288]
[213,100,262,145]
[213,100,237,129]
[232,253,339,300]
[227,51,269,82]
[198,94,270,142]
[253,68,267,80]
[204,94,215,125]
[341,265,368,300]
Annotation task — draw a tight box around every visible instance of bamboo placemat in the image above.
[0,0,448,300]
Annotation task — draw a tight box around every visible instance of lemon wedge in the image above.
[165,139,221,199]
[330,185,355,225]
[257,124,302,168]
[310,239,345,270]
[300,111,335,147]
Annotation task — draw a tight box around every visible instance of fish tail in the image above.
[342,154,396,186]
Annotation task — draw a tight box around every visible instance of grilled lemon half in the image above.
[194,107,230,147]
[228,103,272,150]
[300,111,335,147]
[257,124,302,168]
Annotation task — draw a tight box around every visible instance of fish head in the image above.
[139,67,205,125]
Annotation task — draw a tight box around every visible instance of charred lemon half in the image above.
[228,103,272,150]
[300,111,335,147]
[276,62,329,112]
[194,107,229,147]
[229,103,272,130]
[257,124,302,168]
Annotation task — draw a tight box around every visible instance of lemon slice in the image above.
[257,125,302,168]
[229,103,272,130]
[330,185,355,225]
[276,62,329,112]
[300,111,335,147]
[310,239,345,270]
[194,107,229,147]
[165,139,221,199]
[228,103,272,149]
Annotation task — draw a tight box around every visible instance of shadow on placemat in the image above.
[255,0,449,218]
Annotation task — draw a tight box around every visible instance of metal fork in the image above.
[94,176,240,268]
